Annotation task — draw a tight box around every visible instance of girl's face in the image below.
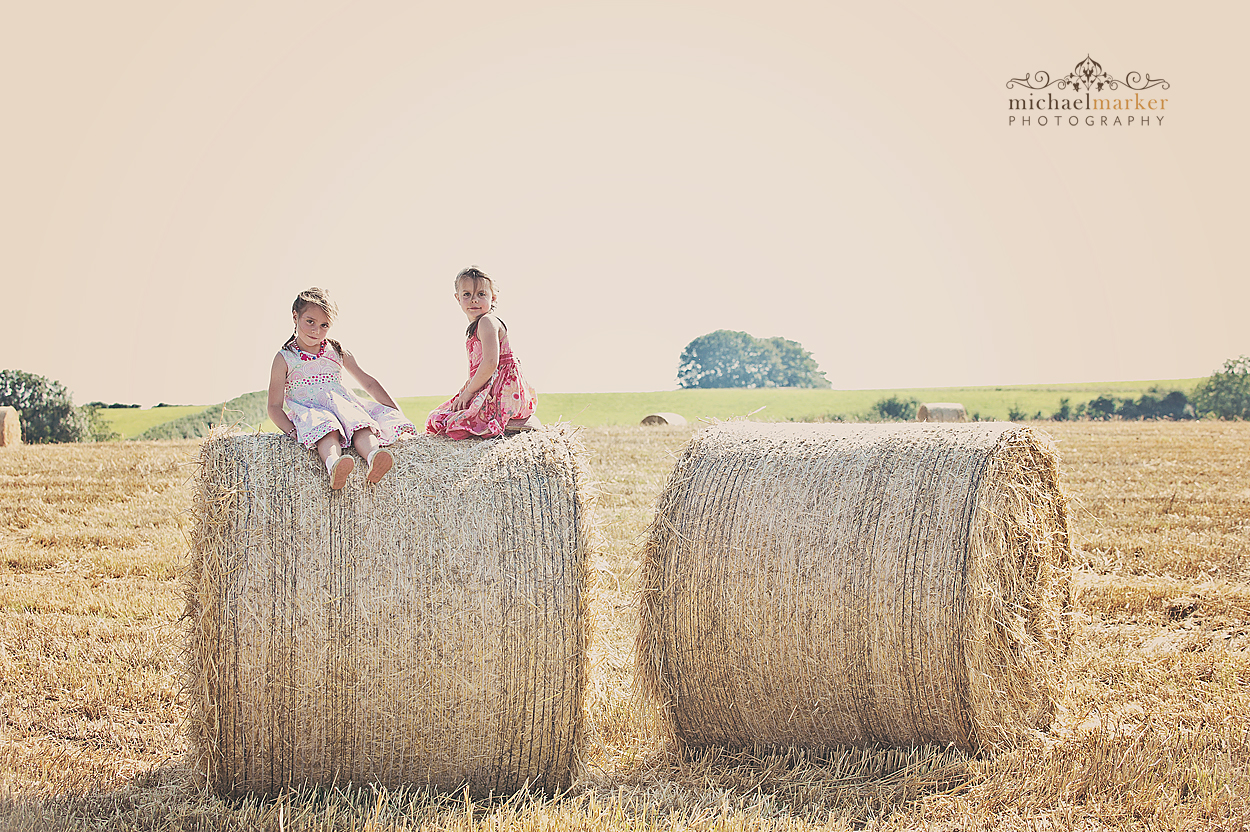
[455,277,495,320]
[293,304,332,349]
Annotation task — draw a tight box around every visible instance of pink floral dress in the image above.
[282,342,418,449]
[426,332,537,439]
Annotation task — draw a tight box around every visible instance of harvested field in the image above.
[1,421,1248,830]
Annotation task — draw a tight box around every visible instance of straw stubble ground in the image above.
[0,422,1248,830]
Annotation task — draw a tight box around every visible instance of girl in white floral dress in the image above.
[266,287,418,489]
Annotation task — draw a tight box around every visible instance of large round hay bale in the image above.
[637,422,1070,755]
[641,412,687,427]
[0,406,19,446]
[917,402,967,422]
[187,428,590,796]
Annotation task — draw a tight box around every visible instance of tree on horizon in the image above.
[0,369,95,443]
[676,330,830,389]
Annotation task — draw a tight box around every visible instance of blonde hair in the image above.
[283,287,345,355]
[454,267,497,299]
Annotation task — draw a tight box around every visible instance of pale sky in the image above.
[2,2,1246,406]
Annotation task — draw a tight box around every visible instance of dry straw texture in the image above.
[917,403,967,423]
[186,427,591,797]
[0,406,20,446]
[638,422,1071,755]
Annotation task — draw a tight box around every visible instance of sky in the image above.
[2,2,1246,406]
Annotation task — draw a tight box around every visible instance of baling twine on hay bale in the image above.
[917,402,967,423]
[0,406,20,446]
[637,422,1071,755]
[186,427,591,796]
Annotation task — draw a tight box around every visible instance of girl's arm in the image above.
[454,315,501,410]
[342,349,402,411]
[267,353,298,438]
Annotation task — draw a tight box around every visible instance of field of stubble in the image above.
[1,422,1247,830]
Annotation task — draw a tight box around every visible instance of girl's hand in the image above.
[452,315,500,413]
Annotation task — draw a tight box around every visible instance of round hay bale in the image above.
[0,406,19,446]
[641,412,687,427]
[637,422,1071,755]
[187,428,590,796]
[917,402,967,422]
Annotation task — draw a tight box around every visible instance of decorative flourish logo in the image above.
[1007,55,1169,93]
[1006,55,1170,128]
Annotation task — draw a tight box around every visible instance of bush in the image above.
[1192,355,1250,420]
[1121,391,1193,420]
[1007,404,1028,422]
[871,395,918,422]
[1086,396,1117,420]
[1081,390,1193,421]
[0,369,92,443]
[82,406,121,442]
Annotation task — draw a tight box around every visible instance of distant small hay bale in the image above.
[641,413,687,427]
[637,422,1071,755]
[917,402,967,422]
[0,406,20,446]
[187,428,590,797]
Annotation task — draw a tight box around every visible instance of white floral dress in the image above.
[282,342,418,449]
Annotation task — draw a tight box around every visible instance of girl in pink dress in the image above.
[267,287,419,490]
[427,267,538,439]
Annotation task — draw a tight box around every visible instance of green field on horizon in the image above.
[92,405,209,439]
[96,377,1203,435]
[461,378,1202,427]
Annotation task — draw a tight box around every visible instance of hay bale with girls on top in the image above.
[186,427,591,796]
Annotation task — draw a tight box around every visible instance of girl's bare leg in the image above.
[352,428,392,483]
[317,431,353,489]
[350,428,379,460]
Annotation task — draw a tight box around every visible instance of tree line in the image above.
[0,370,116,443]
[3,353,1249,443]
